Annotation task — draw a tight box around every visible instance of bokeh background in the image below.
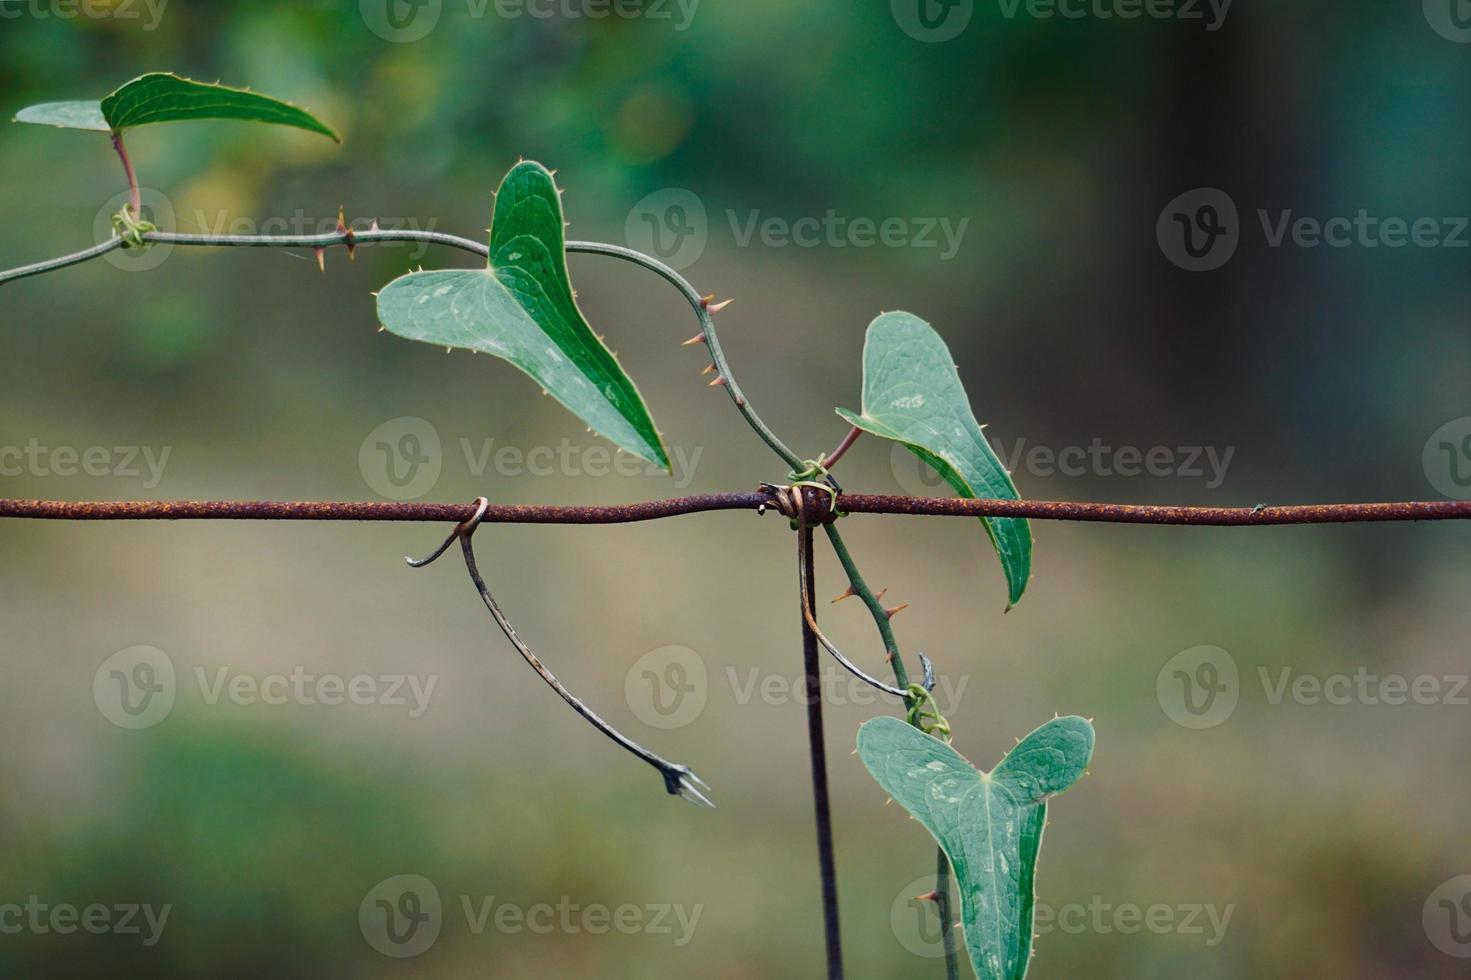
[2,2,1469,976]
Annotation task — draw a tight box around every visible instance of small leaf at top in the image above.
[14,73,338,140]
[375,161,670,471]
[836,311,1032,606]
[857,715,1095,980]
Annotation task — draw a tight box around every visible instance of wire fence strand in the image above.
[0,493,1467,526]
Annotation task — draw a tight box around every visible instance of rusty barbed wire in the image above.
[0,492,1467,526]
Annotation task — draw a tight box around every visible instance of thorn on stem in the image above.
[680,332,706,347]
[884,602,910,620]
[706,297,734,313]
[338,207,356,260]
[700,362,717,376]
[708,375,727,388]
[831,585,857,604]
[313,247,325,273]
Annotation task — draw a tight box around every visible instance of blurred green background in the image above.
[2,1,1469,976]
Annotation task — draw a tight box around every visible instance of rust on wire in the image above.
[0,492,1468,526]
[0,494,766,524]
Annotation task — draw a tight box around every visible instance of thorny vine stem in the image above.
[823,520,961,978]
[0,228,808,472]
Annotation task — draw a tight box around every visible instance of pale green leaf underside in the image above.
[13,101,108,131]
[14,73,338,140]
[376,161,669,470]
[836,311,1032,606]
[857,716,1094,980]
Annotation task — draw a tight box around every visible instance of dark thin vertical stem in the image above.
[800,521,845,980]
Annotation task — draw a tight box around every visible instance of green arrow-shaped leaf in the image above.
[836,311,1032,606]
[857,715,1094,980]
[14,73,337,140]
[375,161,670,470]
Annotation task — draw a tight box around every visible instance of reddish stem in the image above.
[110,130,141,220]
[823,426,862,470]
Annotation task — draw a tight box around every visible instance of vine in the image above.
[5,73,1469,980]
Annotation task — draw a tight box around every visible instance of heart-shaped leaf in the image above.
[857,715,1094,980]
[836,311,1032,606]
[375,161,670,470]
[14,73,338,140]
